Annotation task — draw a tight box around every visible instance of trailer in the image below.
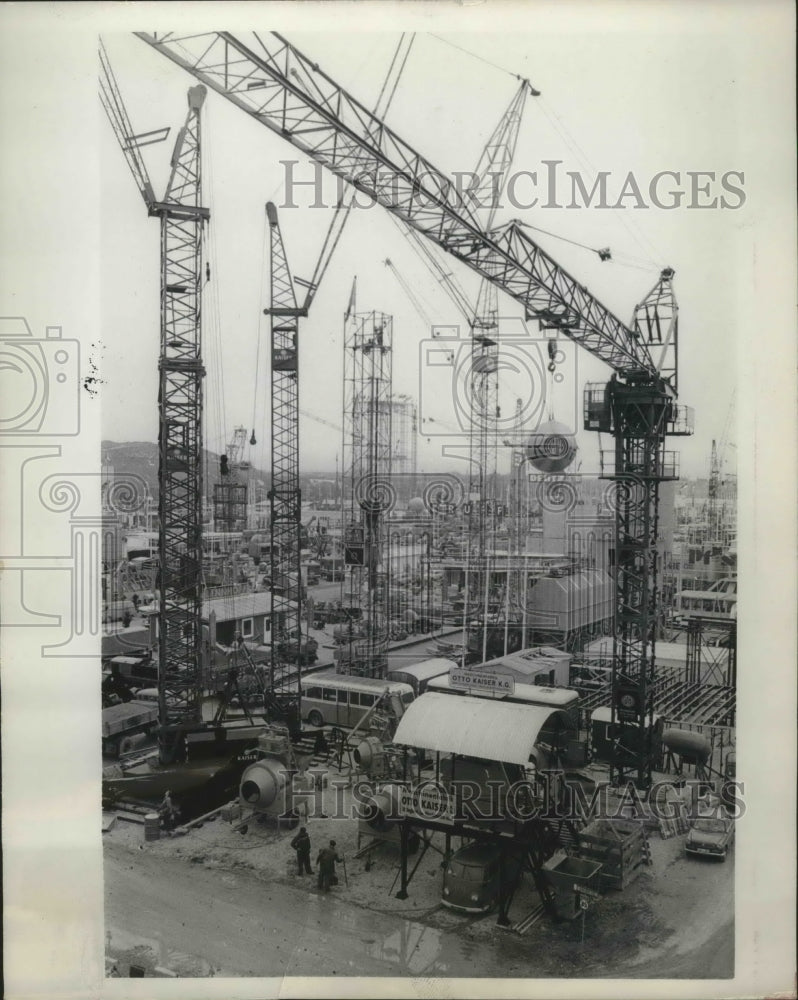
[101,701,159,759]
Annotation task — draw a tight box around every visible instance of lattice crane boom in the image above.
[263,202,304,694]
[99,39,160,209]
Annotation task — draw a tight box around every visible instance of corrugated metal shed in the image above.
[392,692,570,765]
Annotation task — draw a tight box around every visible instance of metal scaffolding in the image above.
[341,305,393,677]
[213,427,249,533]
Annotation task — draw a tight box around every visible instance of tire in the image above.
[308,710,324,729]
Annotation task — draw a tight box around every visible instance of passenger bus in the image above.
[387,658,455,696]
[299,669,414,728]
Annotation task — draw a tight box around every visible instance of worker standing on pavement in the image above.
[290,826,313,875]
[316,839,342,892]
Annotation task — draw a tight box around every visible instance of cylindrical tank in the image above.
[526,420,578,473]
[239,759,291,814]
[663,729,711,763]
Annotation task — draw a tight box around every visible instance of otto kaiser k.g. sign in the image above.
[449,669,515,696]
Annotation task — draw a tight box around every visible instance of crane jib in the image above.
[135,30,657,378]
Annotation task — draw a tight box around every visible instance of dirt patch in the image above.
[104,762,734,978]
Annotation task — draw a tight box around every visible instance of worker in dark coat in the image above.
[316,839,342,892]
[290,826,313,875]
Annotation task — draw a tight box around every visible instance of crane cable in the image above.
[374,33,416,116]
[250,212,270,465]
[429,33,527,83]
[535,96,666,270]
[428,33,666,272]
[203,100,242,618]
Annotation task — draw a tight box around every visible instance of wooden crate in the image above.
[576,819,648,890]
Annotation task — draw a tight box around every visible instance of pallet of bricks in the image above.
[576,819,649,890]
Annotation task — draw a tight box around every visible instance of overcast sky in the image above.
[95,20,767,480]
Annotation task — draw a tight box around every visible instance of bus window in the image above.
[400,690,414,706]
[358,693,376,707]
[322,688,337,701]
[337,689,348,703]
[306,687,322,700]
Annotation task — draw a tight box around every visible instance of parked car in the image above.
[442,842,523,914]
[685,815,734,860]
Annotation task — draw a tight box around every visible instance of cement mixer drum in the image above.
[239,758,289,814]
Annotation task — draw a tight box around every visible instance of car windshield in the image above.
[447,859,493,882]
[693,818,727,833]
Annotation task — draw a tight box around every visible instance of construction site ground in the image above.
[104,762,734,980]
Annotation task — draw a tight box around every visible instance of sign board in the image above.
[449,668,515,697]
[573,883,601,899]
[397,783,456,825]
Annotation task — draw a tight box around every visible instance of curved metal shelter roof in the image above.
[392,692,572,766]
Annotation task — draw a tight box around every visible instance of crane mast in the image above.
[264,202,305,695]
[101,45,209,760]
[464,81,529,660]
[137,30,693,787]
[157,85,209,752]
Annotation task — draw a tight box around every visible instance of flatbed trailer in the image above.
[102,701,159,758]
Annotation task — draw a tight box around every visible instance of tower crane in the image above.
[215,425,250,533]
[101,41,210,762]
[264,35,418,696]
[263,201,349,695]
[137,30,694,788]
[462,81,530,663]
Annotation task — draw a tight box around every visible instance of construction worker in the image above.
[316,839,342,892]
[290,826,313,875]
[159,790,177,830]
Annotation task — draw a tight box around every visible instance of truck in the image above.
[101,701,159,759]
